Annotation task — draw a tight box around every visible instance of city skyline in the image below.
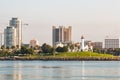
[0,0,120,45]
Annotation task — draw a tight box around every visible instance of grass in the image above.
[55,52,113,57]
[0,51,119,60]
[22,51,115,59]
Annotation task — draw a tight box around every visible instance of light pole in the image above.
[0,33,3,48]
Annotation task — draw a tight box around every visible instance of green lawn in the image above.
[24,52,114,59]
[53,52,114,58]
[0,51,119,60]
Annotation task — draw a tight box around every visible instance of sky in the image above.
[0,0,120,45]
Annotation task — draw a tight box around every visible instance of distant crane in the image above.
[21,23,29,43]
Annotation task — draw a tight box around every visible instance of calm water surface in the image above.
[0,61,119,80]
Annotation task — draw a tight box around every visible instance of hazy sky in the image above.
[0,0,120,45]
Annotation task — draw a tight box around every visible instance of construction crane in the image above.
[21,23,29,43]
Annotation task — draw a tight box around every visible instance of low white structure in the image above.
[55,42,64,48]
[80,36,93,51]
[81,36,85,51]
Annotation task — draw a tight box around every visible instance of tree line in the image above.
[93,48,120,56]
[0,43,120,57]
[0,43,69,57]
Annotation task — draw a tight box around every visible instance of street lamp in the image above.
[0,32,3,47]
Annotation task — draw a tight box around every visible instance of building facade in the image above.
[4,18,22,49]
[80,36,93,51]
[105,39,120,49]
[81,36,85,51]
[9,18,22,48]
[4,26,16,48]
[52,26,72,47]
[93,42,103,49]
[30,39,39,48]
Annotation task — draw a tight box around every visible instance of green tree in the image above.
[11,46,16,49]
[70,44,74,52]
[14,50,20,56]
[114,48,120,56]
[41,43,53,54]
[20,46,28,55]
[6,46,10,50]
[56,46,68,52]
[16,45,19,49]
[63,46,68,52]
[27,48,34,54]
[50,47,55,55]
[1,45,5,50]
[56,47,63,52]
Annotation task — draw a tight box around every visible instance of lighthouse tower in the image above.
[81,35,85,51]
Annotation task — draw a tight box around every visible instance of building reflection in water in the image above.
[0,61,119,80]
[82,61,85,80]
[0,62,23,80]
[13,62,22,80]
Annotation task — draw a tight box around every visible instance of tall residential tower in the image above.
[4,18,22,49]
[4,26,16,48]
[52,26,72,47]
[9,18,22,48]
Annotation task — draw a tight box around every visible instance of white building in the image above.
[9,18,22,49]
[4,26,16,48]
[81,36,85,51]
[30,39,39,48]
[80,36,93,51]
[55,42,64,48]
[105,39,120,49]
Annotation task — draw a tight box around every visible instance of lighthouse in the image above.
[81,35,85,51]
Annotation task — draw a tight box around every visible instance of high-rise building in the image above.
[4,26,16,48]
[105,39,120,49]
[4,18,22,49]
[9,18,22,48]
[52,26,72,46]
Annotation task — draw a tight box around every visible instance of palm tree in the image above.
[70,44,74,52]
[1,45,5,50]
[11,46,16,50]
[16,45,19,49]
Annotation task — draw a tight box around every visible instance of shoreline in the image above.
[0,57,120,61]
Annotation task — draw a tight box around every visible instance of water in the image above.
[0,61,119,80]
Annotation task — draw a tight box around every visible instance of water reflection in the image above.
[82,61,85,80]
[0,61,22,80]
[13,62,22,80]
[0,61,119,80]
[81,61,120,80]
